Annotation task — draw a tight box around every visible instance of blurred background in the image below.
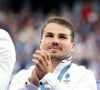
[0,0,100,80]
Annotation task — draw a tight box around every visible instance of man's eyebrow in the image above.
[45,32,53,34]
[46,32,67,35]
[59,33,68,36]
[45,32,68,37]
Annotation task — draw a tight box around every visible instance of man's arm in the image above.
[8,66,39,90]
[9,49,51,90]
[8,66,97,90]
[0,29,16,90]
[8,49,97,90]
[37,69,97,90]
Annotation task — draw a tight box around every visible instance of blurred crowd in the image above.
[0,0,100,80]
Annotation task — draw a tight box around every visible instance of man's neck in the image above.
[50,59,61,72]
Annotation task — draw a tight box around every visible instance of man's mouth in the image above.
[49,47,61,52]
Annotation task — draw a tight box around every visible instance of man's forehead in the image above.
[44,28,71,35]
[45,32,69,36]
[45,22,70,29]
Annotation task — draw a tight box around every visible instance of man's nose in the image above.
[52,37,59,44]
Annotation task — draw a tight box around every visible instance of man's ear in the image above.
[40,40,42,49]
[71,42,75,53]
[40,40,42,44]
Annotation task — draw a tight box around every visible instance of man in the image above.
[9,17,97,90]
[0,29,16,90]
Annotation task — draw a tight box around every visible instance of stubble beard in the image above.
[50,52,67,61]
[42,46,69,61]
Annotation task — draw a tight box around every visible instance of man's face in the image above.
[40,23,75,60]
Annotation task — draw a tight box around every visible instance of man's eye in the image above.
[45,35,53,37]
[59,36,67,39]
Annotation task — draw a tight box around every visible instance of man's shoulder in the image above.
[63,63,96,90]
[67,63,96,86]
[0,29,14,47]
[70,63,94,76]
[14,66,35,76]
[0,29,10,39]
[13,66,35,78]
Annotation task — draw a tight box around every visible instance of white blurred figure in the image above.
[0,29,16,90]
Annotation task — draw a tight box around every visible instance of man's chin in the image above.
[50,54,61,59]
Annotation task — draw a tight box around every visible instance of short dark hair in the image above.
[41,16,75,42]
